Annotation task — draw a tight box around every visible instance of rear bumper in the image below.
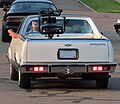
[20,61,117,74]
[9,60,117,79]
[22,72,111,80]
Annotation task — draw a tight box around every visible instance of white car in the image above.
[7,14,117,88]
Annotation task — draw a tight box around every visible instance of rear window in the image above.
[23,19,94,39]
[65,19,93,34]
[10,2,56,11]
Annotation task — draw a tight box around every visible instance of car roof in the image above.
[7,0,56,14]
[13,0,53,4]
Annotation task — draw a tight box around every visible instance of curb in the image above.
[77,0,96,12]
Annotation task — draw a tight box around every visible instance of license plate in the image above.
[58,49,78,59]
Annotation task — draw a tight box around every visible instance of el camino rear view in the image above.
[7,9,117,88]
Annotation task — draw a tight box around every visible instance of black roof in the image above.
[13,0,53,4]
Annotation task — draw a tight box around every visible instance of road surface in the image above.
[0,0,120,104]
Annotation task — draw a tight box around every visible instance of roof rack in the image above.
[39,8,66,39]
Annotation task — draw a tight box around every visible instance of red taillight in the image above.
[92,66,103,72]
[6,18,21,23]
[91,66,111,72]
[34,66,45,72]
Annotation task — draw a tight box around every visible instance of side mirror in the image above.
[58,9,63,12]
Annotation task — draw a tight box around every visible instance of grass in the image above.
[80,0,120,13]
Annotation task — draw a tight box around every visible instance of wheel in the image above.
[96,78,109,89]
[118,29,120,36]
[18,71,31,88]
[2,24,12,42]
[10,64,18,81]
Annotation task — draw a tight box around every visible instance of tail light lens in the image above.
[6,18,21,23]
[92,66,103,72]
[91,66,111,72]
[26,66,45,72]
[34,66,45,72]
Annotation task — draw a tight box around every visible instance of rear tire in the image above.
[96,78,109,89]
[10,64,18,81]
[18,71,31,88]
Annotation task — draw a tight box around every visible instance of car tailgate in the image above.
[26,39,109,63]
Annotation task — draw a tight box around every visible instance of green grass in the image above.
[80,0,120,13]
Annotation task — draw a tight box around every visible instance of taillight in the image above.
[26,66,46,72]
[5,18,21,23]
[34,66,45,72]
[91,66,111,72]
[92,66,103,72]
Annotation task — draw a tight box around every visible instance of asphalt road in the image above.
[0,0,120,104]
